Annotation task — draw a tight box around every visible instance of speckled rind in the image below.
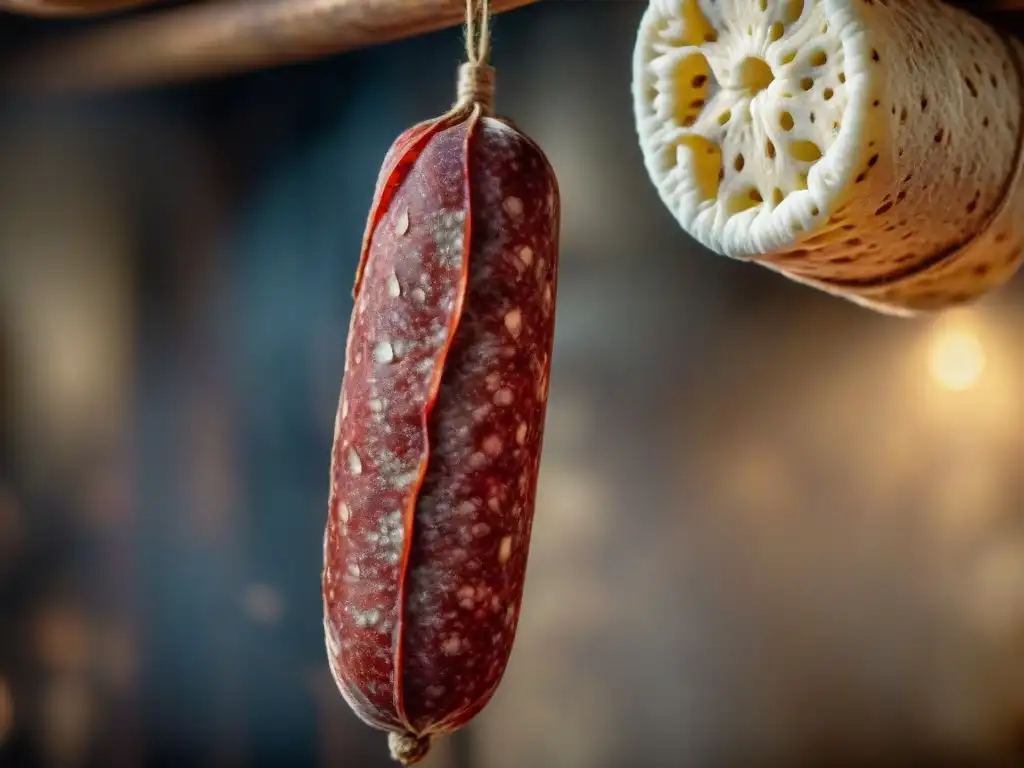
[324,110,560,740]
[633,0,1024,315]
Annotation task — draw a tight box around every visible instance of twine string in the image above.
[456,0,495,112]
[464,0,491,64]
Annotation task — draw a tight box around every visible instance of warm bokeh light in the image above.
[929,317,987,391]
[0,678,12,745]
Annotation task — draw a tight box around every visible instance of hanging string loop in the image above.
[456,0,495,113]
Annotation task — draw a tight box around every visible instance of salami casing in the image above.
[322,103,560,764]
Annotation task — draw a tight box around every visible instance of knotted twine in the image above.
[456,0,496,114]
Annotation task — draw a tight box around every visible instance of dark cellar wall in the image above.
[0,3,1022,768]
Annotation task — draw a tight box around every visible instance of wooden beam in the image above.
[0,0,161,18]
[3,0,540,92]
[3,0,1024,93]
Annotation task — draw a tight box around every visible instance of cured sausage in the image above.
[323,101,560,764]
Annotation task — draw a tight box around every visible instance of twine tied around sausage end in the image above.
[456,0,495,114]
[457,62,495,113]
[388,731,432,766]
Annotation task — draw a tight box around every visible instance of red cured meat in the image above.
[323,105,560,764]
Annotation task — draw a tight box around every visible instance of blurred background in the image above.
[0,2,1022,767]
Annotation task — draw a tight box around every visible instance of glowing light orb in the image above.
[929,323,986,392]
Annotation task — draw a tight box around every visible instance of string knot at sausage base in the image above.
[388,731,432,765]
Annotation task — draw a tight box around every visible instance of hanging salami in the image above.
[322,2,561,763]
